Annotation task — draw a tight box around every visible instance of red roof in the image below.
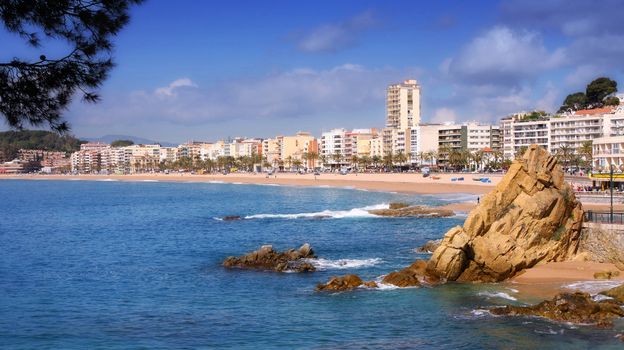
[481,147,493,153]
[573,107,615,116]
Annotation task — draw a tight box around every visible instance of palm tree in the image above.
[285,155,293,171]
[292,159,302,171]
[382,152,393,170]
[394,151,407,167]
[579,141,593,172]
[307,151,318,170]
[472,150,484,172]
[372,155,381,170]
[318,154,327,169]
[332,151,342,169]
[350,155,359,170]
[556,145,574,171]
[359,155,371,170]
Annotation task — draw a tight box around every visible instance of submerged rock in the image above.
[415,239,442,253]
[222,215,242,221]
[223,243,317,272]
[428,145,584,282]
[490,292,624,327]
[600,283,624,303]
[315,274,377,291]
[382,260,441,287]
[368,205,454,218]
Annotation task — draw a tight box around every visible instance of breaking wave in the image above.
[564,280,623,295]
[477,291,518,301]
[308,258,383,270]
[244,203,390,220]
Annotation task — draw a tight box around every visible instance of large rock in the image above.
[369,205,454,218]
[428,145,584,282]
[382,260,441,287]
[315,274,378,292]
[223,243,317,272]
[490,292,624,327]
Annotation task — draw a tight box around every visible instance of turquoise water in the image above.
[1,179,623,349]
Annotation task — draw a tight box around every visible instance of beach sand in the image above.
[0,172,500,195]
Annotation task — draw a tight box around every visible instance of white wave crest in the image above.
[96,178,118,182]
[477,291,518,301]
[431,193,480,203]
[308,258,383,270]
[208,180,225,184]
[564,281,624,295]
[244,203,390,220]
[140,179,159,182]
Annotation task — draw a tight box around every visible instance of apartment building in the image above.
[280,131,316,168]
[386,79,421,129]
[321,128,346,166]
[591,135,624,189]
[262,138,281,167]
[71,150,101,173]
[500,114,550,159]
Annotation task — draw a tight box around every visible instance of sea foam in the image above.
[244,203,390,220]
[477,291,518,301]
[308,258,383,270]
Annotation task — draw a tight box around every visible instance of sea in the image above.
[1,179,623,349]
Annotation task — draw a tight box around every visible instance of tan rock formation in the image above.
[315,274,378,291]
[381,260,441,287]
[368,205,454,218]
[223,243,317,272]
[490,292,624,327]
[428,145,584,282]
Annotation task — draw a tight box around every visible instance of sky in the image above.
[3,0,624,143]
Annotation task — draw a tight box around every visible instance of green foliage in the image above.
[111,139,134,147]
[522,110,548,120]
[558,92,588,113]
[0,0,143,132]
[558,77,619,112]
[0,130,83,160]
[586,77,617,105]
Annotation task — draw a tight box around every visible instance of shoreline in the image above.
[0,172,499,195]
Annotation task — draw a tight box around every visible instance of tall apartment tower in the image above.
[385,79,421,129]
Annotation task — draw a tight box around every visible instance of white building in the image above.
[386,79,421,129]
[500,114,550,159]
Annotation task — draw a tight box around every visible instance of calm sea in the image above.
[1,180,622,349]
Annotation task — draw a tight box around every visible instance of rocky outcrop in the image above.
[315,274,378,291]
[381,260,441,287]
[415,239,442,253]
[578,225,624,265]
[428,145,584,282]
[369,205,454,218]
[223,243,317,272]
[222,215,242,221]
[490,292,624,327]
[600,283,624,303]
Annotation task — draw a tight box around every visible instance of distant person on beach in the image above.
[477,197,480,204]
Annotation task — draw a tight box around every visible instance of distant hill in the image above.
[0,130,83,160]
[85,134,176,147]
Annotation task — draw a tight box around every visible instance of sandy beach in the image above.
[0,172,500,195]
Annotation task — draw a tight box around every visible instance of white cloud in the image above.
[446,26,564,86]
[430,107,457,123]
[296,11,376,53]
[535,82,560,112]
[69,64,407,132]
[154,78,197,97]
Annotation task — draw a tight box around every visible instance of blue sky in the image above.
[3,0,624,143]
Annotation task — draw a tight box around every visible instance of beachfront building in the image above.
[71,150,102,173]
[386,79,421,130]
[80,142,110,152]
[125,144,161,173]
[17,149,70,172]
[500,113,550,160]
[280,131,316,170]
[0,159,27,174]
[590,135,624,190]
[344,128,378,159]
[262,138,281,168]
[321,128,347,168]
[370,136,383,159]
[549,108,614,153]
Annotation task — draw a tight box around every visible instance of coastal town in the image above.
[3,78,624,192]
